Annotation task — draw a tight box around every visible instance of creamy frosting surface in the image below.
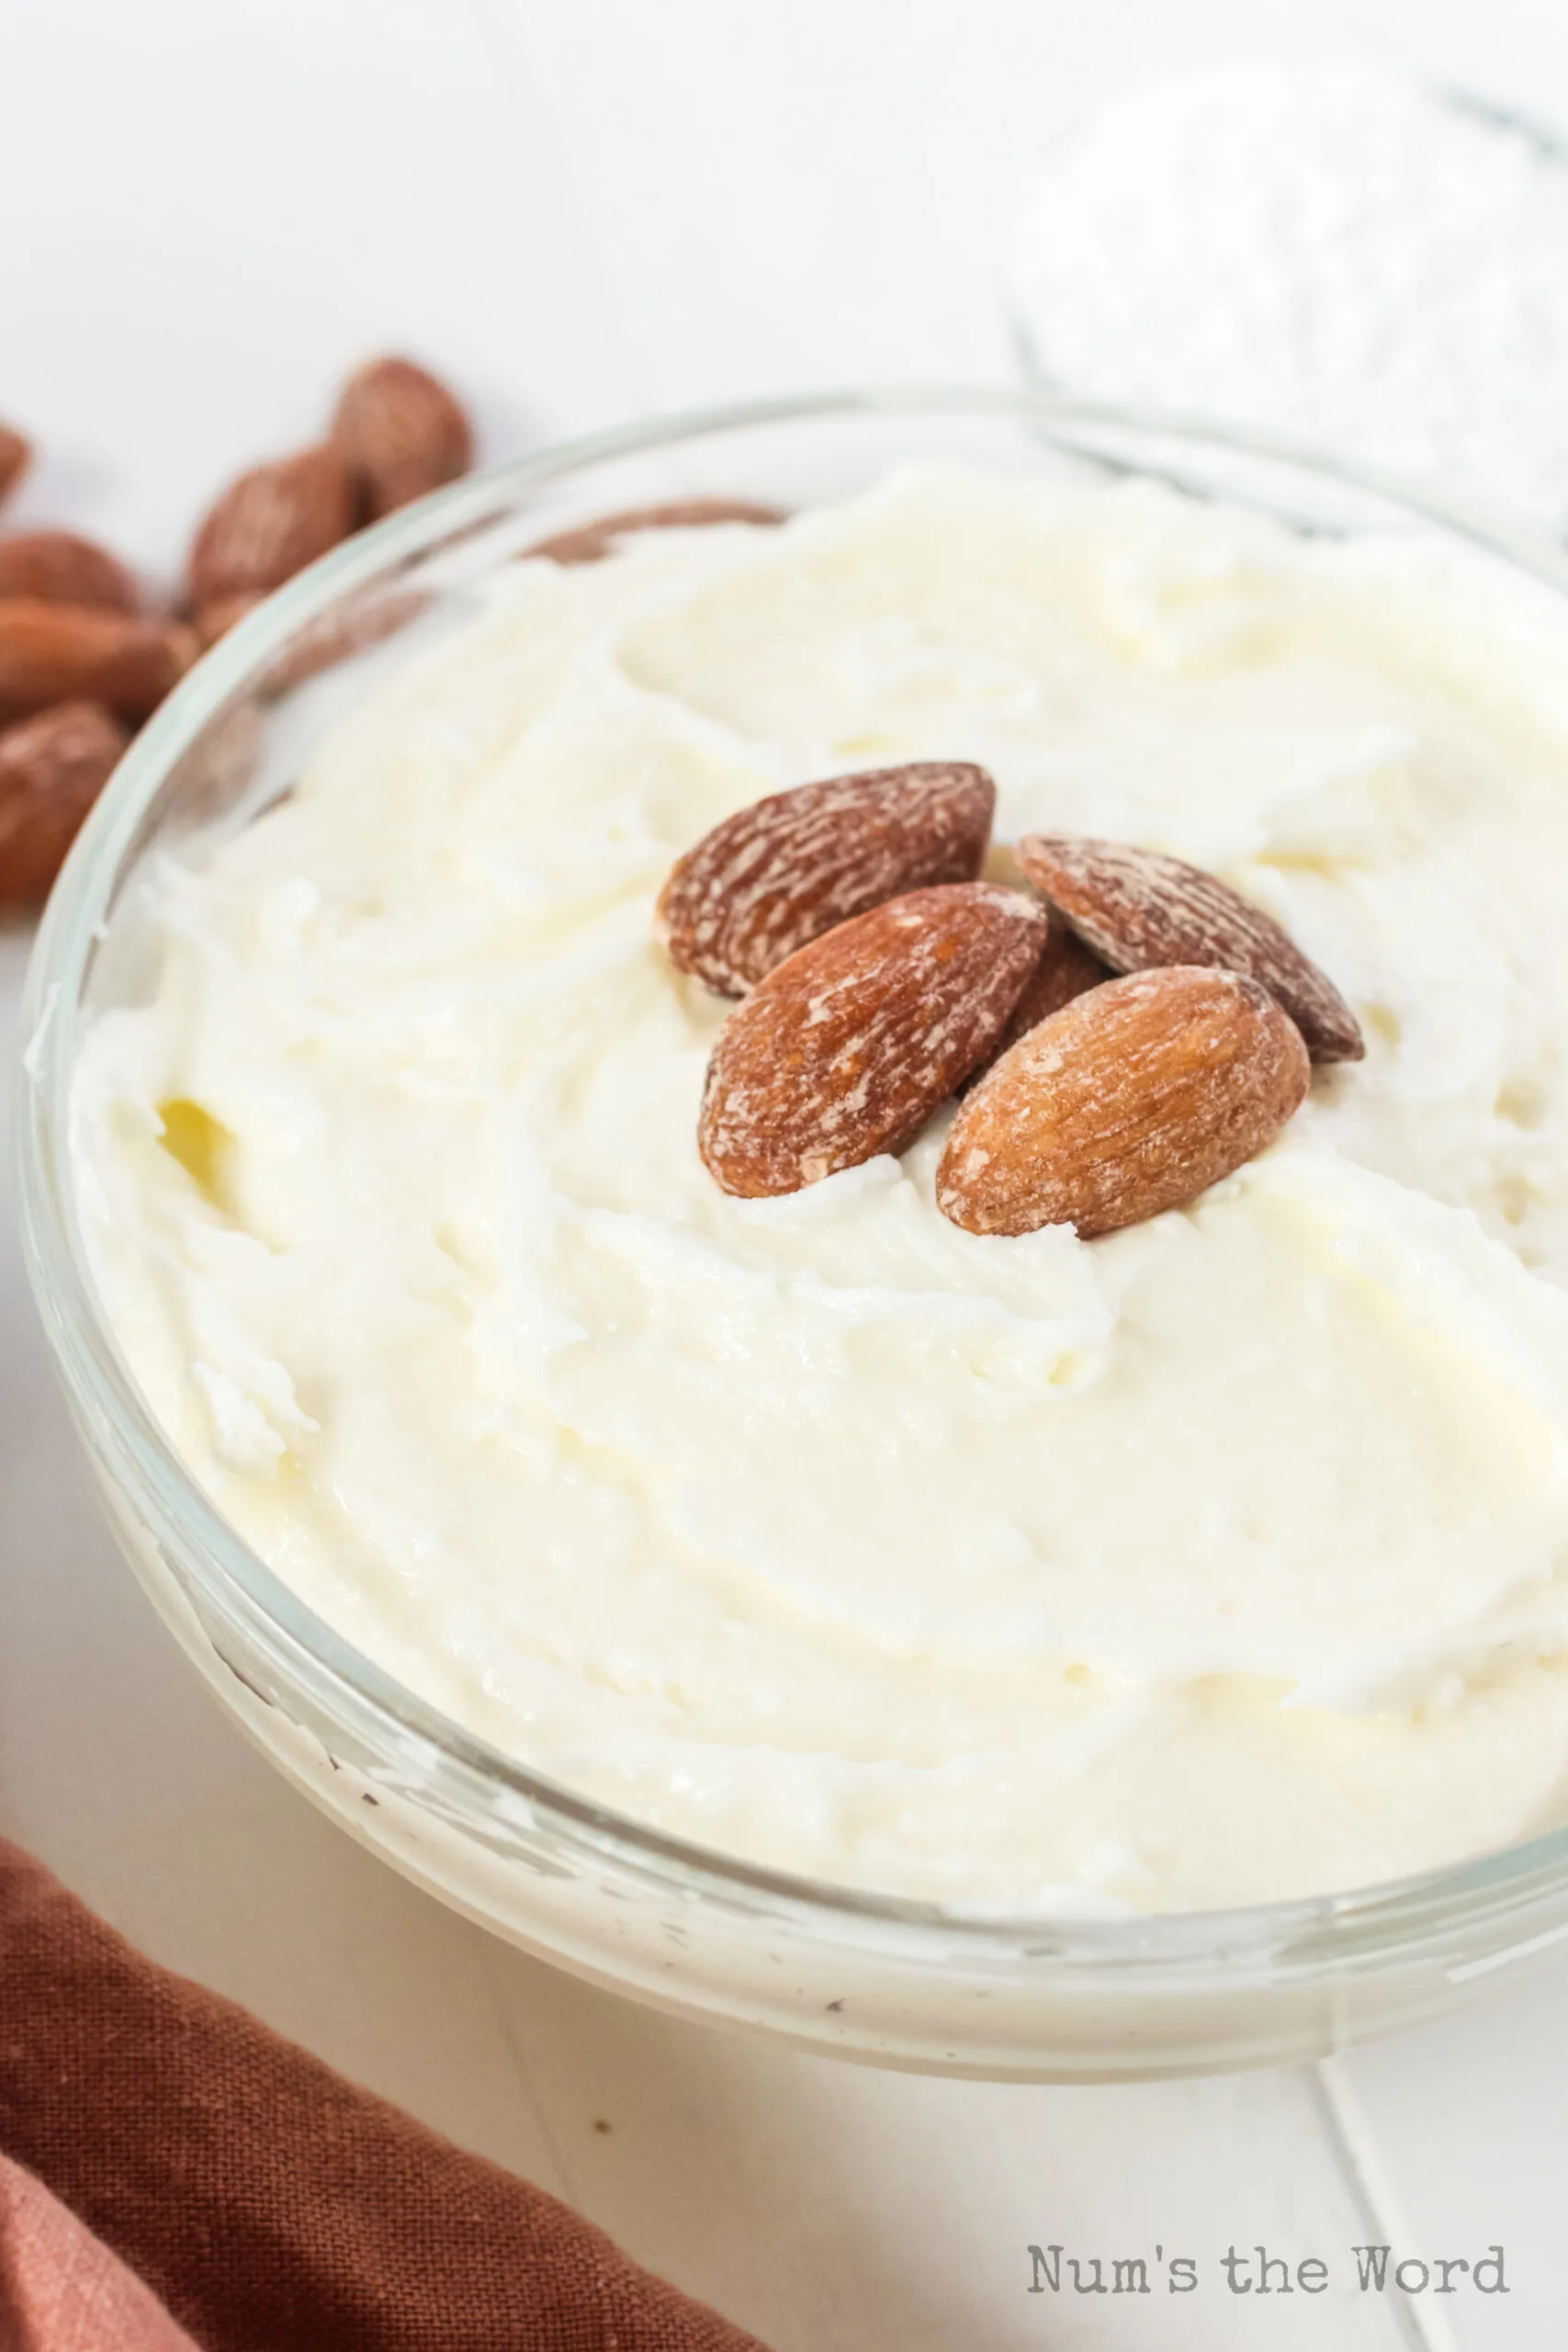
[73,464,1568,1911]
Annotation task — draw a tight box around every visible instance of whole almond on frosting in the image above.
[0,426,29,505]
[529,499,787,566]
[333,356,474,519]
[187,445,356,608]
[0,700,130,908]
[938,966,1310,1238]
[1017,833,1363,1063]
[965,906,1108,1084]
[0,531,140,614]
[0,601,197,722]
[659,762,997,994]
[700,882,1049,1197]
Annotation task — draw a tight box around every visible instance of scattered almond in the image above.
[332,356,474,520]
[529,498,787,566]
[0,530,140,614]
[0,363,473,784]
[187,445,357,609]
[0,601,197,723]
[699,882,1049,1196]
[658,762,997,995]
[0,426,29,506]
[938,965,1310,1238]
[194,592,265,650]
[0,700,130,908]
[1017,833,1363,1064]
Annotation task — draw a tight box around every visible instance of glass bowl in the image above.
[1006,74,1568,539]
[18,389,1568,2082]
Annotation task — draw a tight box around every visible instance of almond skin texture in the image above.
[658,762,997,994]
[0,426,29,506]
[966,906,1109,1083]
[187,445,357,607]
[938,966,1311,1238]
[700,882,1050,1196]
[0,530,140,614]
[0,601,197,723]
[332,356,474,520]
[529,498,787,566]
[1017,833,1363,1064]
[0,700,130,908]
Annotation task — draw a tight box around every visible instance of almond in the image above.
[0,425,29,506]
[965,906,1109,1084]
[187,445,356,608]
[0,601,197,723]
[529,498,787,567]
[1017,833,1362,1064]
[332,356,474,520]
[194,591,265,650]
[0,700,130,908]
[938,965,1310,1238]
[699,881,1048,1196]
[0,530,140,614]
[658,762,996,994]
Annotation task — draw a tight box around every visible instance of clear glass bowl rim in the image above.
[20,380,1568,1973]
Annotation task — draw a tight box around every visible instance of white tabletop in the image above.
[4,3,1567,2344]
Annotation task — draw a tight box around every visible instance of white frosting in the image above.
[73,465,1568,1911]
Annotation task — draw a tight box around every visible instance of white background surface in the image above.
[4,1,1568,2344]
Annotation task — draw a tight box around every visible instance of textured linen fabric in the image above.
[0,1838,770,2352]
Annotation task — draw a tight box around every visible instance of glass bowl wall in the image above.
[19,390,1568,2079]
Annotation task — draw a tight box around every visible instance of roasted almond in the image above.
[0,425,29,506]
[529,498,786,566]
[1017,833,1363,1064]
[965,906,1109,1084]
[659,762,996,995]
[699,882,1048,1196]
[0,600,197,723]
[0,700,130,908]
[0,530,140,614]
[194,591,265,650]
[332,356,474,520]
[938,965,1310,1238]
[187,445,356,607]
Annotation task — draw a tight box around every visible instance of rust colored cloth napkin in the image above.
[0,1838,771,2352]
